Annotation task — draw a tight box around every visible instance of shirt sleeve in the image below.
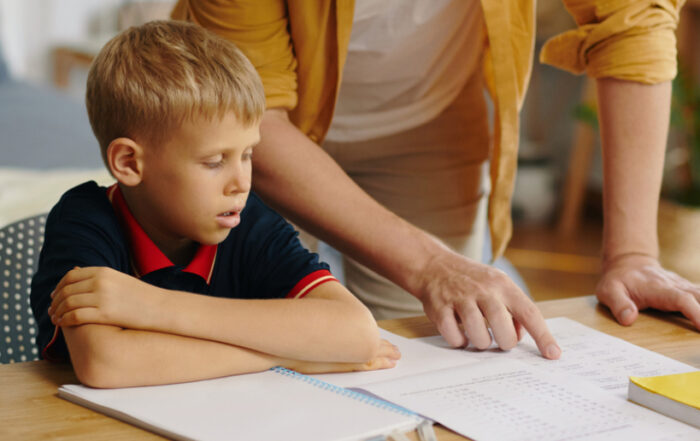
[236,194,335,300]
[30,183,128,362]
[540,0,683,84]
[171,0,299,110]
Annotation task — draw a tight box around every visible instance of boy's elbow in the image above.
[64,325,127,388]
[72,355,116,389]
[73,355,126,389]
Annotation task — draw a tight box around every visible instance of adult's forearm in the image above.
[249,113,561,358]
[596,78,670,263]
[253,109,446,299]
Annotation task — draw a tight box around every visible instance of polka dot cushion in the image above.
[0,214,46,363]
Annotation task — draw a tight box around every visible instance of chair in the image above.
[0,214,47,363]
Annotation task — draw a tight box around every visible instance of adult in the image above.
[171,0,699,359]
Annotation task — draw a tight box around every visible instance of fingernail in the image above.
[620,308,634,323]
[546,344,561,359]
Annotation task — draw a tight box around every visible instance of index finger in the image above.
[510,300,560,359]
[51,266,93,298]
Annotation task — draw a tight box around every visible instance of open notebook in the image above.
[58,367,425,441]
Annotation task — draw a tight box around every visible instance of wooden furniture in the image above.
[1,296,698,441]
[556,77,597,237]
[678,0,700,77]
[52,46,96,89]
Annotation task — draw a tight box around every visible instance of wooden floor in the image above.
[505,220,603,301]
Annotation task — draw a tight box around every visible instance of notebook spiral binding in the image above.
[271,366,422,419]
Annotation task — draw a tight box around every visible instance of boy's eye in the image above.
[204,158,225,169]
[242,151,253,161]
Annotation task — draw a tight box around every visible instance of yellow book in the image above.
[628,371,700,429]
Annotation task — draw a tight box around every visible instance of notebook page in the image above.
[361,359,699,441]
[59,369,421,441]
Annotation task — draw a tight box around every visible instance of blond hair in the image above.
[86,20,265,164]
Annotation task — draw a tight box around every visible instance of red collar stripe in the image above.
[107,184,217,282]
[41,325,62,362]
[286,270,336,299]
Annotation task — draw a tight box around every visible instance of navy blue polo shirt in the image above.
[30,181,334,362]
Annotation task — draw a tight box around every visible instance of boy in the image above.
[30,20,399,388]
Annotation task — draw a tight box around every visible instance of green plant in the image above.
[670,64,700,206]
[572,101,598,130]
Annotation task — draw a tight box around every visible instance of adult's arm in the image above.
[540,0,700,328]
[171,0,559,358]
[254,109,561,359]
[594,78,700,329]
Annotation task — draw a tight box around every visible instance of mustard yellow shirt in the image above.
[172,0,683,259]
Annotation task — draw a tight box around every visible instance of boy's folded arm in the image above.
[52,267,382,365]
[62,323,281,388]
[62,323,398,389]
[161,280,382,363]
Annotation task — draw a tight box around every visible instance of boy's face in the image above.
[135,112,260,251]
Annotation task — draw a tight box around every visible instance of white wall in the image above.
[0,0,132,84]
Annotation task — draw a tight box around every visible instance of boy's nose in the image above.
[225,168,251,194]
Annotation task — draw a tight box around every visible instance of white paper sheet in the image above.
[317,318,696,396]
[316,317,700,440]
[417,317,697,398]
[362,359,699,441]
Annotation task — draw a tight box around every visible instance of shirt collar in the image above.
[107,184,217,284]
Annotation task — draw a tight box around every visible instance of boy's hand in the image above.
[48,266,164,330]
[287,339,401,374]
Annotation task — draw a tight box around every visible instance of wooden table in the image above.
[1,296,698,440]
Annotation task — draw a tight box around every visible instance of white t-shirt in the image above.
[325,0,485,143]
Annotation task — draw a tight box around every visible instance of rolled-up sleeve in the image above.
[171,0,298,109]
[540,0,684,84]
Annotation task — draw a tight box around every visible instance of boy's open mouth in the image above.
[216,210,242,229]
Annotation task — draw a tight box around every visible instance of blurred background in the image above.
[1,0,699,301]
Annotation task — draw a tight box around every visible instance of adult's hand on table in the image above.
[596,253,700,330]
[417,249,561,360]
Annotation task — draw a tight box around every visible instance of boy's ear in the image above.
[107,138,144,186]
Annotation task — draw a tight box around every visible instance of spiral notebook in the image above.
[58,367,425,441]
